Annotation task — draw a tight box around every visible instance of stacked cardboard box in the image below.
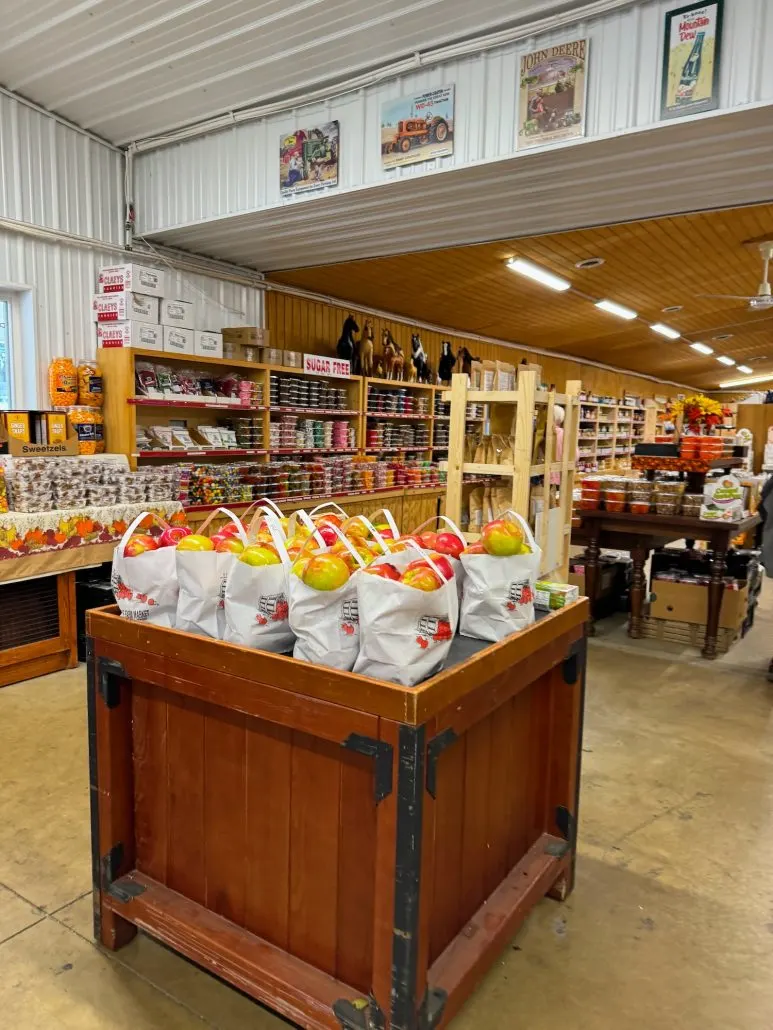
[94,264,224,358]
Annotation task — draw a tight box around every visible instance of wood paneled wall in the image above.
[266,290,674,400]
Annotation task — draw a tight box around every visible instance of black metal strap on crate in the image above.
[98,656,127,709]
[562,634,587,685]
[425,727,458,799]
[341,733,394,804]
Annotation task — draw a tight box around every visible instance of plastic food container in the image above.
[67,407,105,454]
[605,500,626,512]
[603,489,627,502]
[49,357,78,407]
[653,480,685,495]
[579,497,600,510]
[655,501,680,515]
[78,357,103,407]
[680,438,700,457]
[629,500,650,514]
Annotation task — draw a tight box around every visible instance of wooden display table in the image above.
[87,601,588,1030]
[573,510,760,659]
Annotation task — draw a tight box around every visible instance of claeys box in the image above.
[98,264,165,298]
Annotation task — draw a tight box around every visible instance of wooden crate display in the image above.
[87,600,587,1030]
[442,371,581,580]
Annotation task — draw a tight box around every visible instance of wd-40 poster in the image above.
[517,39,588,150]
[280,121,339,197]
[381,86,455,170]
[660,2,724,118]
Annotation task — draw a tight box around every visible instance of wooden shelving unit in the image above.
[576,398,647,472]
[442,371,581,580]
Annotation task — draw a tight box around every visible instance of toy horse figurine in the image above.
[438,341,456,384]
[359,319,375,377]
[457,345,478,377]
[381,329,398,379]
[337,314,359,364]
[411,333,431,384]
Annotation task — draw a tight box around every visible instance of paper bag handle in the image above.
[116,511,172,558]
[401,540,456,624]
[496,509,539,553]
[260,511,291,566]
[308,501,348,520]
[196,506,249,545]
[366,507,400,538]
[350,515,390,556]
[411,513,465,544]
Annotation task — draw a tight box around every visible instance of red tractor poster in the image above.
[381,86,455,170]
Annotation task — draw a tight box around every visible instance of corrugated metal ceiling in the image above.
[0,0,574,144]
[141,107,773,272]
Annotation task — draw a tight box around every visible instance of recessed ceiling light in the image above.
[662,305,683,313]
[720,372,773,387]
[575,257,605,269]
[717,355,736,366]
[650,323,680,339]
[595,299,637,320]
[713,333,734,341]
[506,258,571,292]
[736,365,753,374]
[690,342,714,355]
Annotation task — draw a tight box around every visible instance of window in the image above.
[0,297,11,409]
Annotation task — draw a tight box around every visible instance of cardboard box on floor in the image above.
[650,580,748,631]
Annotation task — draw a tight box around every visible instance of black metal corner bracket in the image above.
[555,805,577,848]
[342,733,394,804]
[425,727,458,799]
[562,634,587,685]
[97,656,127,709]
[418,987,448,1029]
[333,996,385,1030]
[100,842,125,890]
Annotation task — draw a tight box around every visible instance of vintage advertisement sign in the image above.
[279,121,339,197]
[381,86,455,170]
[303,354,351,378]
[660,1,724,119]
[517,39,588,150]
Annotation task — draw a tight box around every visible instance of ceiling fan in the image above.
[699,241,773,310]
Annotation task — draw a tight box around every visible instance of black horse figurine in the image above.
[438,341,456,384]
[337,315,359,363]
[411,333,431,383]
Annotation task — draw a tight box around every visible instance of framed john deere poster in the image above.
[279,121,339,197]
[660,1,724,119]
[517,39,588,150]
[381,86,455,170]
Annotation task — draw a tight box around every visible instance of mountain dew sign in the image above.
[661,1,724,119]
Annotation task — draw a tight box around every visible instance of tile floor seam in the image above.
[47,889,93,916]
[53,917,225,1030]
[0,880,46,914]
[0,916,48,948]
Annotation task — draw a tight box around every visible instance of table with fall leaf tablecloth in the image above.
[0,502,186,560]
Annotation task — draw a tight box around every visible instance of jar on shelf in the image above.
[77,356,104,406]
[49,357,78,407]
[67,406,105,454]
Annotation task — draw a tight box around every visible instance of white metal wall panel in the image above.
[0,92,123,242]
[136,0,773,237]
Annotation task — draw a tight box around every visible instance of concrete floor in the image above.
[2,601,773,1030]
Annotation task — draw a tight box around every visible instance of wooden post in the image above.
[558,381,581,581]
[511,370,537,520]
[444,374,469,527]
[537,389,555,560]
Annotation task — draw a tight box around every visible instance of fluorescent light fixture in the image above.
[720,372,773,387]
[717,355,735,366]
[595,299,637,320]
[690,342,714,355]
[650,323,680,339]
[736,365,753,374]
[506,258,571,292]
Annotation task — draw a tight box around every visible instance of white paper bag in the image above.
[111,512,179,627]
[288,528,367,671]
[223,510,295,652]
[410,514,467,597]
[354,546,458,686]
[176,508,248,639]
[460,511,541,642]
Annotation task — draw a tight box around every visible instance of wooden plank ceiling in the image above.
[269,204,773,390]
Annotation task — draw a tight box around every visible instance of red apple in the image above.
[240,545,281,566]
[302,554,351,591]
[316,513,342,528]
[363,562,401,580]
[373,524,395,540]
[176,534,215,552]
[217,523,241,538]
[159,526,191,547]
[481,519,524,557]
[406,554,454,582]
[401,566,442,591]
[463,541,486,555]
[315,523,338,547]
[419,530,438,550]
[214,536,245,554]
[434,532,465,559]
[124,533,158,557]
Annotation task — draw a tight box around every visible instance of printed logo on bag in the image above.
[505,580,534,611]
[112,572,157,607]
[218,572,228,610]
[255,592,289,625]
[416,615,453,650]
[340,598,359,636]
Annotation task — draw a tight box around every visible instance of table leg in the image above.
[629,545,648,639]
[584,534,600,636]
[703,547,726,660]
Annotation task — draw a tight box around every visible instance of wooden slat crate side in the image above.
[133,683,169,884]
[166,694,207,906]
[204,707,248,925]
[429,734,466,964]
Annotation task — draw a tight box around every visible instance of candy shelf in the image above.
[135,449,269,459]
[269,447,357,456]
[272,407,359,416]
[128,398,265,412]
